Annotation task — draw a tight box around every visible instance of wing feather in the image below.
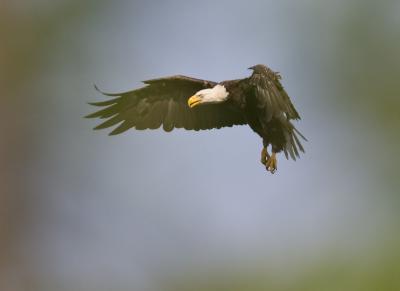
[250,71,300,121]
[86,75,246,135]
[281,118,306,160]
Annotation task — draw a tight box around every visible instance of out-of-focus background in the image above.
[1,0,399,290]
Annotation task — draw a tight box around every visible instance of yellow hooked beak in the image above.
[188,95,202,108]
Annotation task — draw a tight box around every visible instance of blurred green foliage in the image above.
[167,250,400,291]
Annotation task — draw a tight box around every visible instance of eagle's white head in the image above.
[188,85,229,108]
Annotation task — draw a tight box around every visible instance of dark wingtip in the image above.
[108,128,125,136]
[93,124,106,130]
[293,128,307,141]
[87,98,120,107]
[93,83,122,96]
[94,83,108,95]
[84,110,100,118]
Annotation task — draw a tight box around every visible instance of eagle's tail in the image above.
[283,121,307,160]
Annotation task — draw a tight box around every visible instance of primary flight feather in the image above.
[86,64,306,173]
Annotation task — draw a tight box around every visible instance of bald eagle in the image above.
[86,64,306,173]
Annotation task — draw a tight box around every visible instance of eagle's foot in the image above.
[265,152,277,174]
[260,147,271,165]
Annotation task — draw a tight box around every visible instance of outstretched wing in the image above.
[250,71,301,122]
[86,75,246,135]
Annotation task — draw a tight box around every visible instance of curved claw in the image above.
[265,152,277,174]
[260,147,270,165]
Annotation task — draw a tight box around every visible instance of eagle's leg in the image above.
[265,152,277,174]
[260,147,270,165]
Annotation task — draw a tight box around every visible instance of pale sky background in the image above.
[2,1,399,290]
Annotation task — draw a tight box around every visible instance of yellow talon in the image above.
[260,147,270,165]
[265,152,277,174]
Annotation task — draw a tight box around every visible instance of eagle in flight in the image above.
[86,64,306,173]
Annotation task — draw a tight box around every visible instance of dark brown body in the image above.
[221,65,304,160]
